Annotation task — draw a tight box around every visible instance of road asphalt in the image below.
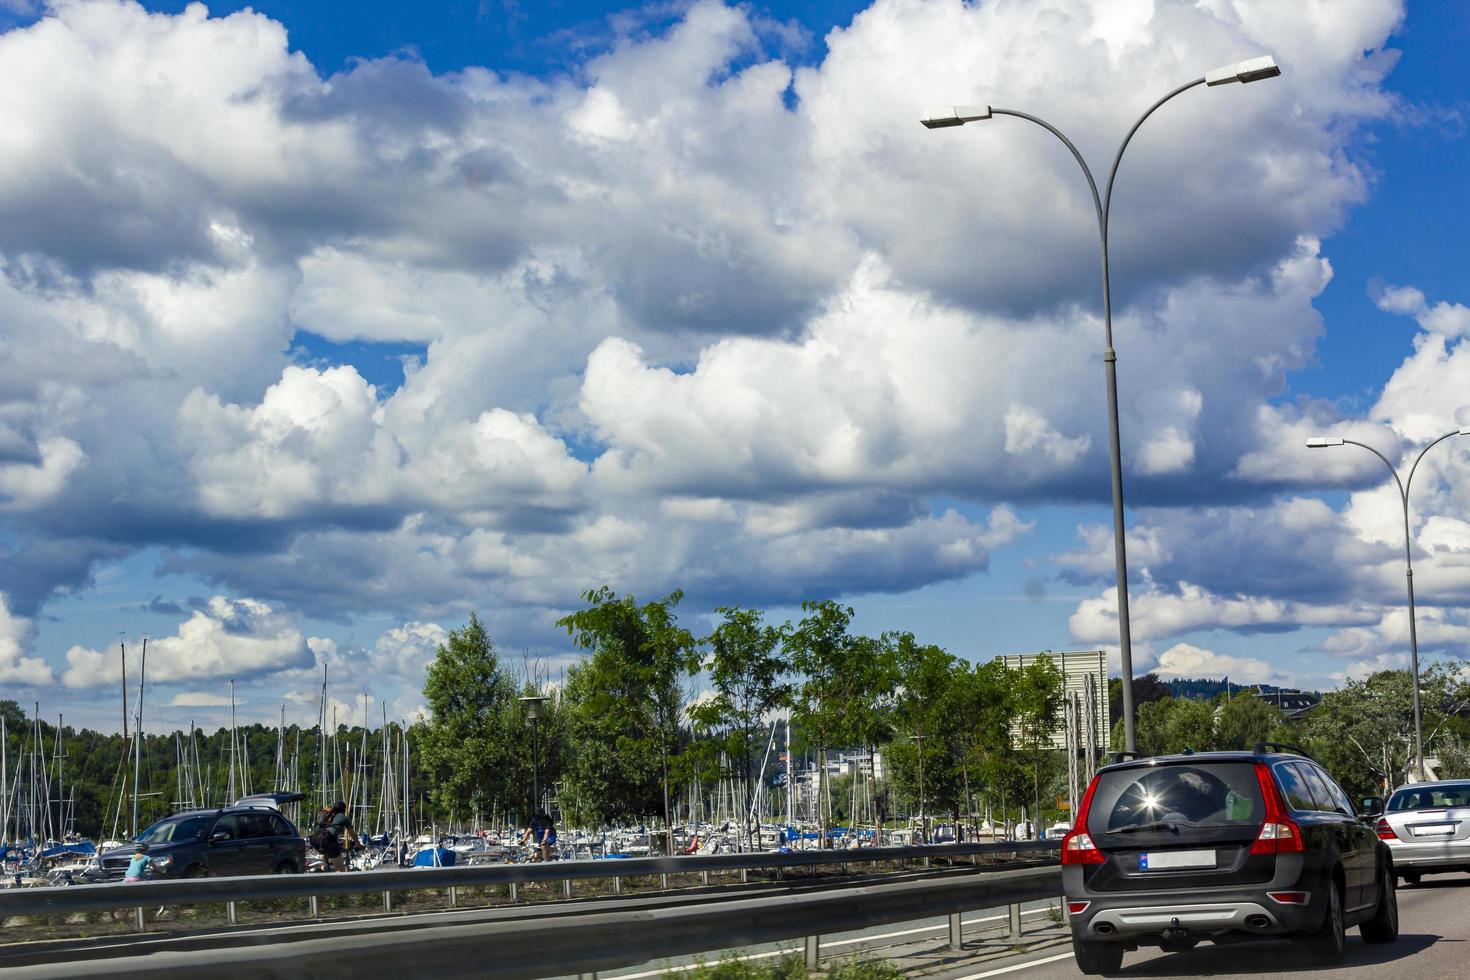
[938,875,1470,980]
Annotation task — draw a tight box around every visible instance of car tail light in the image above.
[1061,776,1105,865]
[1375,817,1397,840]
[1067,901,1091,914]
[1267,890,1310,905]
[1250,763,1305,855]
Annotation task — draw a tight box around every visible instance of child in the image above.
[124,843,151,882]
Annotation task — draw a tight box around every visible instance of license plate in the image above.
[1140,849,1216,870]
[1412,823,1455,837]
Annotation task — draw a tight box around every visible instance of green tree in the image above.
[1012,656,1065,831]
[1214,693,1281,750]
[785,601,895,845]
[687,606,792,850]
[1305,664,1470,797]
[1164,697,1215,753]
[558,588,700,852]
[418,613,523,822]
[887,635,964,838]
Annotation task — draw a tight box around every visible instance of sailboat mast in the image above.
[132,637,147,837]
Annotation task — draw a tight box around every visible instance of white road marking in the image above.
[946,950,1075,979]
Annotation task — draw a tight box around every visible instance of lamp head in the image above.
[1205,55,1281,86]
[1306,437,1345,449]
[920,105,992,129]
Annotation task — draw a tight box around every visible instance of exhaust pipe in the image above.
[1094,922,1117,935]
[1246,915,1270,929]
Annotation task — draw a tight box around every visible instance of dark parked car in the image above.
[1062,746,1398,974]
[101,804,307,880]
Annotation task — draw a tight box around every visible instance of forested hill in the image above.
[1162,678,1323,701]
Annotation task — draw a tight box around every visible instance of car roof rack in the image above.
[1110,750,1144,764]
[1253,741,1312,759]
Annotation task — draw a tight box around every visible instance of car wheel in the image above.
[1361,866,1399,944]
[1302,878,1346,964]
[274,860,298,874]
[182,864,207,878]
[1072,937,1124,976]
[1400,871,1420,886]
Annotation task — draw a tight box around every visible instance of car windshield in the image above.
[1387,784,1470,811]
[135,814,213,844]
[1088,762,1264,843]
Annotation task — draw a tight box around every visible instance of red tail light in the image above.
[1067,901,1091,914]
[1061,775,1105,865]
[1375,817,1397,841]
[1250,763,1305,855]
[1267,890,1310,905]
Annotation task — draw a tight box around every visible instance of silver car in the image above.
[1374,780,1470,884]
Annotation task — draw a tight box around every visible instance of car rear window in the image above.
[1387,783,1470,811]
[1087,762,1264,844]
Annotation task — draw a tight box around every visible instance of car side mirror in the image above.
[1360,797,1383,818]
[211,830,230,842]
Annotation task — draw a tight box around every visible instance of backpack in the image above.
[308,815,336,852]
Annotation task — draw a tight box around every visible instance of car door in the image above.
[1312,765,1377,908]
[236,812,277,874]
[206,813,247,875]
[1296,762,1370,910]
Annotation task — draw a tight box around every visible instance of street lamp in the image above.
[908,734,928,844]
[921,55,1281,754]
[1308,426,1470,781]
[520,694,549,817]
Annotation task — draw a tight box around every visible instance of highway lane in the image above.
[938,876,1470,979]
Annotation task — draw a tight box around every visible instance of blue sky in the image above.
[1,0,1468,731]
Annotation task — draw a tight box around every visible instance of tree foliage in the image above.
[419,612,529,821]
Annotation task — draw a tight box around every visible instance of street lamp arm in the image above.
[990,109,1105,240]
[1405,428,1465,501]
[1341,439,1407,506]
[1102,78,1205,240]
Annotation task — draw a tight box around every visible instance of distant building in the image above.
[995,650,1110,751]
[1249,686,1320,720]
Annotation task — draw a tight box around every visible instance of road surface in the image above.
[936,876,1470,979]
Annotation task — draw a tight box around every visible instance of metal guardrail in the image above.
[5,862,1066,979]
[0,839,1060,918]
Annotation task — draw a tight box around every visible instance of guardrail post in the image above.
[740,868,748,884]
[448,886,457,908]
[308,895,318,917]
[227,901,237,926]
[134,906,144,932]
[701,870,709,886]
[509,881,518,902]
[1009,902,1022,938]
[948,911,963,949]
[612,875,621,895]
[1060,897,1069,924]
[805,934,820,968]
[564,878,573,899]
[383,890,392,913]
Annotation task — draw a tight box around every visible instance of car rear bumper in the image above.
[1067,881,1321,946]
[1081,900,1295,940]
[1386,840,1470,869]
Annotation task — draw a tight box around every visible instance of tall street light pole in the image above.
[1307,426,1470,781]
[520,694,549,817]
[908,733,928,844]
[921,56,1281,753]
